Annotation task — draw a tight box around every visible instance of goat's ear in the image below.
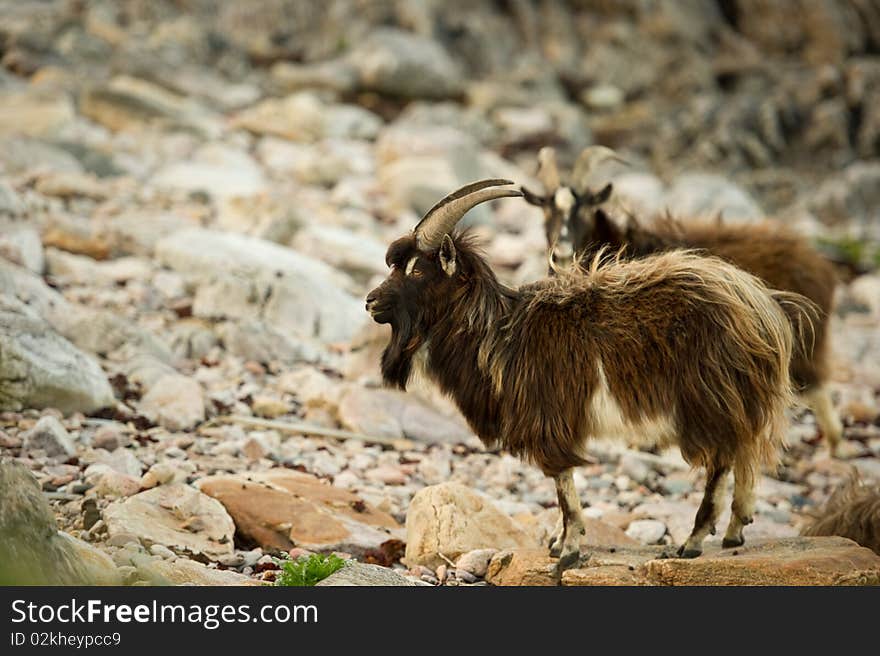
[594,209,622,245]
[439,234,457,276]
[593,183,613,205]
[521,186,546,207]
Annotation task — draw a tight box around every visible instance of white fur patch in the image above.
[589,362,675,446]
[554,187,576,214]
[405,256,418,276]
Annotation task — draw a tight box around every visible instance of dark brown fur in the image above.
[368,231,798,562]
[575,212,836,394]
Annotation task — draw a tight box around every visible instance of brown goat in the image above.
[367,179,802,574]
[802,475,880,555]
[523,147,843,455]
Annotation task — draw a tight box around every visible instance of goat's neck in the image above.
[423,277,515,447]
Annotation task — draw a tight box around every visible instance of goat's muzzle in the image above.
[365,288,392,324]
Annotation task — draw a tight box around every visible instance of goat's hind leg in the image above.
[548,512,564,557]
[553,468,587,574]
[679,465,728,558]
[722,455,756,548]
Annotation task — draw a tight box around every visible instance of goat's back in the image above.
[494,251,795,475]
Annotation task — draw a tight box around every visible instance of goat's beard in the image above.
[380,307,424,391]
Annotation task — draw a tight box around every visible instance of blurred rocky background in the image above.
[1,0,879,586]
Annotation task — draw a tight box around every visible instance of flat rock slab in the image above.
[130,555,262,586]
[197,470,402,555]
[316,562,426,586]
[487,538,880,586]
[103,484,235,560]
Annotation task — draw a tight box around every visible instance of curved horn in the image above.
[571,145,629,194]
[536,147,561,192]
[414,179,522,250]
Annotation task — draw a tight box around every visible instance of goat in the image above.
[367,179,802,574]
[523,146,844,456]
[802,474,880,555]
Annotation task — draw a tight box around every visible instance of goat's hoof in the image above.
[549,543,562,558]
[555,550,580,576]
[722,536,745,549]
[676,545,702,559]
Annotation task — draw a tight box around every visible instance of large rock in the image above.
[273,28,464,100]
[79,75,221,136]
[156,228,364,343]
[316,562,424,586]
[103,484,235,560]
[485,539,880,586]
[337,386,471,444]
[0,89,75,138]
[198,470,403,556]
[151,143,266,199]
[232,92,382,142]
[128,555,261,586]
[404,483,538,569]
[0,461,121,585]
[0,300,115,414]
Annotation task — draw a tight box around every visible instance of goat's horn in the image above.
[536,147,561,192]
[414,179,522,250]
[571,146,629,193]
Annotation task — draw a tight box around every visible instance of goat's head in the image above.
[366,179,521,389]
[521,146,624,269]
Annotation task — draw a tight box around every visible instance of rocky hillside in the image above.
[1,0,879,586]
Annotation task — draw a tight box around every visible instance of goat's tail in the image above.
[771,289,821,375]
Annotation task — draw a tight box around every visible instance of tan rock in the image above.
[643,537,880,586]
[139,374,205,431]
[103,484,235,560]
[404,483,538,569]
[132,556,262,586]
[486,549,557,586]
[198,470,402,556]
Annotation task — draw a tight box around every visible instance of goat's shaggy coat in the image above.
[369,213,801,569]
[802,476,880,555]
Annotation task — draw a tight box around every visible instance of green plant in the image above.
[275,553,348,587]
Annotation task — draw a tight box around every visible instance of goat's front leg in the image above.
[553,468,587,574]
[548,512,564,557]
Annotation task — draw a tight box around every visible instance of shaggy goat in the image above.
[802,475,880,555]
[523,146,843,455]
[367,179,800,573]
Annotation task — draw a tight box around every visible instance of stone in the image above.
[404,483,538,569]
[131,556,261,586]
[79,75,221,136]
[198,470,403,556]
[139,374,205,431]
[21,415,76,458]
[455,548,498,578]
[625,519,668,545]
[0,220,43,273]
[232,92,382,142]
[485,549,558,587]
[103,484,235,560]
[665,173,763,223]
[87,466,142,498]
[316,562,424,586]
[290,225,387,280]
[642,538,880,586]
[0,461,121,585]
[156,228,363,343]
[151,143,266,199]
[337,386,470,444]
[0,302,115,414]
[0,89,75,138]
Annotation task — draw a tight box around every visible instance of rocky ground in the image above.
[1,1,879,586]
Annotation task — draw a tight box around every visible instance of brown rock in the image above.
[486,549,557,586]
[642,537,880,586]
[197,470,402,556]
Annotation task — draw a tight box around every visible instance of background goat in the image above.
[802,474,880,555]
[523,147,843,456]
[367,179,800,574]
